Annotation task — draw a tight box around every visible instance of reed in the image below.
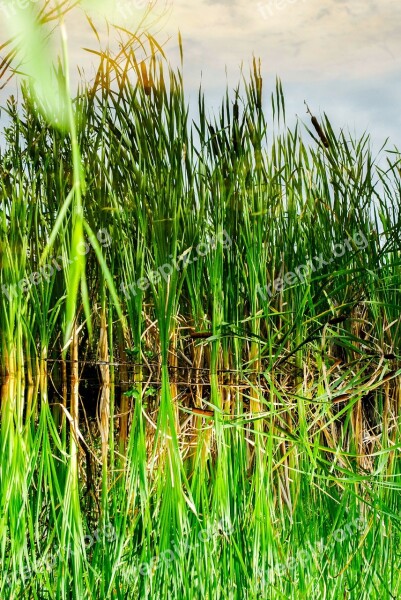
[1,8,401,599]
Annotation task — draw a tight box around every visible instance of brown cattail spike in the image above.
[332,394,351,404]
[311,116,329,148]
[328,315,347,325]
[192,408,214,417]
[190,331,212,339]
[140,62,152,96]
[233,101,239,123]
[305,101,329,148]
[208,125,220,158]
[233,101,240,154]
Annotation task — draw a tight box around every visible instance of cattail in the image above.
[233,101,239,123]
[140,62,152,96]
[208,125,220,158]
[232,101,240,154]
[190,331,211,339]
[311,115,329,148]
[332,394,351,404]
[328,315,347,325]
[382,370,398,382]
[305,102,329,148]
[253,58,263,110]
[256,76,262,110]
[191,407,214,417]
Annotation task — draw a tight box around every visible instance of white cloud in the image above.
[0,0,400,145]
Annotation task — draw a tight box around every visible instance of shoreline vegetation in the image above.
[1,9,401,599]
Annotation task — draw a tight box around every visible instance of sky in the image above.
[1,0,400,151]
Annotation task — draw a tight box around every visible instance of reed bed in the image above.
[1,17,401,600]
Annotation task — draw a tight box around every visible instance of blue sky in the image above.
[164,0,401,150]
[1,0,400,151]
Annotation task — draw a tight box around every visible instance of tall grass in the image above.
[1,12,401,599]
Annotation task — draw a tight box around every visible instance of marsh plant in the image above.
[0,2,401,598]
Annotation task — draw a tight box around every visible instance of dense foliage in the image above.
[1,29,401,599]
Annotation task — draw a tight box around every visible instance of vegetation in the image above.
[1,5,401,599]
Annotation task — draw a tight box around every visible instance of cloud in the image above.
[0,0,399,145]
